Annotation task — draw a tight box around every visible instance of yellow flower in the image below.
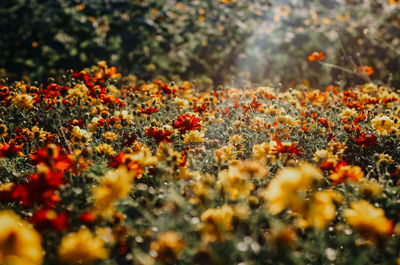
[12,93,34,110]
[371,115,397,135]
[172,97,189,109]
[344,200,392,238]
[127,148,157,167]
[264,163,322,215]
[339,108,358,119]
[190,174,216,203]
[0,211,43,265]
[360,180,382,198]
[31,126,53,141]
[114,110,134,125]
[92,166,137,217]
[150,231,185,264]
[217,164,254,200]
[277,115,300,126]
[103,131,118,142]
[235,160,268,178]
[201,205,234,242]
[214,144,234,162]
[182,130,205,144]
[71,126,92,144]
[58,227,109,264]
[95,143,116,156]
[67,83,89,101]
[252,141,276,160]
[301,190,342,229]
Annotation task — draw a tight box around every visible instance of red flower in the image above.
[11,173,61,207]
[354,132,377,147]
[155,80,176,94]
[80,212,97,224]
[173,114,201,132]
[146,127,173,143]
[317,117,332,129]
[30,144,72,172]
[122,132,137,147]
[193,103,208,113]
[140,107,159,115]
[382,97,398,104]
[250,97,262,111]
[31,208,68,231]
[273,139,303,156]
[108,152,143,174]
[0,140,24,158]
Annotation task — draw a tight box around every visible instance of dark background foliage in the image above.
[0,0,399,88]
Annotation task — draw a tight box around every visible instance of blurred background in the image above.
[1,0,399,88]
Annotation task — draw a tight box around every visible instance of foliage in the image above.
[1,1,399,87]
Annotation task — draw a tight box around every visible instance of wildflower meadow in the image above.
[1,1,400,265]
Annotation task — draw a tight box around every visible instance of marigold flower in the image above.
[95,143,116,156]
[0,140,24,158]
[173,114,201,132]
[12,93,35,110]
[71,126,92,144]
[67,83,89,101]
[358,65,374,76]
[126,148,158,168]
[360,180,382,198]
[30,144,72,172]
[300,190,342,229]
[371,115,397,135]
[354,132,377,147]
[308,51,325,62]
[252,141,276,160]
[92,165,137,217]
[265,163,322,215]
[103,131,118,142]
[58,227,109,264]
[201,205,234,242]
[236,160,268,178]
[182,130,205,144]
[146,127,173,143]
[0,210,43,265]
[344,200,392,238]
[11,169,63,207]
[215,144,234,162]
[31,208,68,231]
[150,231,186,264]
[139,106,159,115]
[329,163,364,184]
[273,139,303,157]
[217,164,255,200]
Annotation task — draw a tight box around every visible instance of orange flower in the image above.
[30,144,72,172]
[358,65,374,76]
[173,114,201,132]
[329,162,364,184]
[308,51,325,62]
[0,140,24,158]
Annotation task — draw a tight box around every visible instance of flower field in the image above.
[0,61,400,264]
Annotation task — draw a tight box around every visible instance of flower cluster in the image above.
[0,63,400,264]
